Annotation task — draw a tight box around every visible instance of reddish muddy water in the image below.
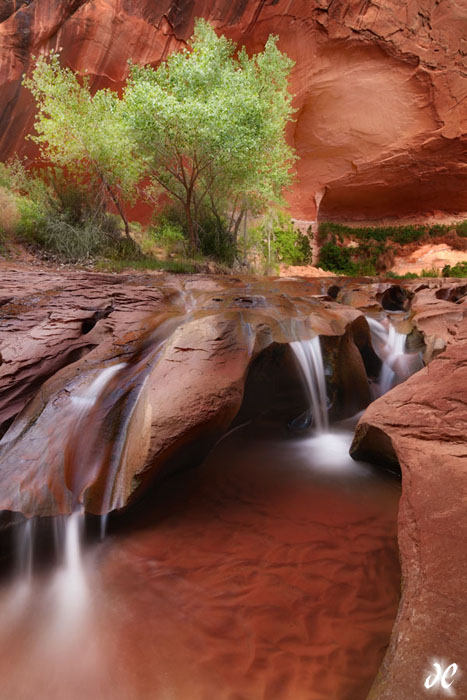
[0,425,400,700]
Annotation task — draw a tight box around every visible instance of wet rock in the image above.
[351,341,467,699]
[379,285,411,312]
[0,266,373,516]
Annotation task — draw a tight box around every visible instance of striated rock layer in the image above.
[0,0,466,224]
[351,327,467,700]
[0,264,378,516]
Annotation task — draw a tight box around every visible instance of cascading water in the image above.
[69,361,126,539]
[290,336,329,432]
[379,324,407,394]
[71,362,126,413]
[52,509,88,631]
[366,317,408,396]
[0,287,407,700]
[16,517,35,583]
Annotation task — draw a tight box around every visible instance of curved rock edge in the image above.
[351,340,467,699]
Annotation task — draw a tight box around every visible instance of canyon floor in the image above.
[1,261,467,699]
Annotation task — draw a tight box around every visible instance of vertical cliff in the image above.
[0,0,466,224]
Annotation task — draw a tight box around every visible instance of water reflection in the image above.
[0,423,400,700]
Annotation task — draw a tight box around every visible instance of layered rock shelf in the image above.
[2,263,467,698]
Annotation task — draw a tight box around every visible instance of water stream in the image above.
[0,312,407,700]
[290,337,329,432]
[365,315,419,397]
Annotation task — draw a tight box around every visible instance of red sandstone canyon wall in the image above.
[0,0,466,224]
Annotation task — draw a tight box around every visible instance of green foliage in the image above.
[197,214,237,266]
[456,221,467,237]
[253,210,311,269]
[318,241,358,275]
[20,23,296,265]
[442,261,467,277]
[124,19,295,249]
[150,218,188,257]
[94,256,198,274]
[23,52,141,237]
[385,270,419,279]
[318,221,467,277]
[0,161,132,261]
[31,181,129,262]
[319,220,467,246]
[419,268,440,278]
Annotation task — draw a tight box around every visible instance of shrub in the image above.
[319,220,467,246]
[272,213,311,265]
[251,210,311,271]
[442,261,467,277]
[385,271,419,279]
[0,187,19,237]
[318,241,357,275]
[150,219,187,257]
[197,214,237,266]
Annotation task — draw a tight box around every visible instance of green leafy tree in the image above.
[23,52,141,239]
[123,19,296,250]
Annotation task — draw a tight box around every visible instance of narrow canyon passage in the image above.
[0,423,401,700]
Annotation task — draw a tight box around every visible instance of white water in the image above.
[9,364,127,612]
[71,362,126,412]
[52,509,88,632]
[366,317,407,396]
[291,336,329,432]
[16,517,35,582]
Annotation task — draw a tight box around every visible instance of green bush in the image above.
[197,214,237,266]
[318,241,357,275]
[252,211,311,270]
[442,261,467,277]
[319,220,467,246]
[318,220,467,277]
[153,205,237,265]
[95,256,197,274]
[150,219,188,257]
[272,216,311,265]
[385,270,419,279]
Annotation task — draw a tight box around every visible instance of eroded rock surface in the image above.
[0,264,375,516]
[351,331,467,699]
[0,0,466,222]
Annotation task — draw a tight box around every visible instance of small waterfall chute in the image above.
[290,336,329,432]
[366,317,408,396]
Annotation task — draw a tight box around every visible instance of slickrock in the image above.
[351,337,467,699]
[0,265,374,516]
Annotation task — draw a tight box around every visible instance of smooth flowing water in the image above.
[0,420,400,700]
[290,336,328,431]
[366,316,419,397]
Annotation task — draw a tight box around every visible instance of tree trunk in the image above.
[232,207,245,246]
[185,201,197,251]
[103,180,131,241]
[243,206,248,265]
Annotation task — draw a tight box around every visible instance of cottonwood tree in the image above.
[123,19,296,251]
[24,52,140,239]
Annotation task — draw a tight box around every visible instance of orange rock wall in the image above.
[0,0,466,223]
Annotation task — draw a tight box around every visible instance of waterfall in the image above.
[53,509,88,626]
[291,336,329,432]
[366,317,407,396]
[71,362,126,413]
[16,517,35,583]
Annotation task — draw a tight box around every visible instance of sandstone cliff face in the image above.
[0,0,466,224]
